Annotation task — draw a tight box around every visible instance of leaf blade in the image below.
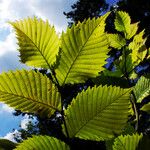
[107,34,126,49]
[134,76,150,103]
[113,133,143,150]
[115,11,131,37]
[56,13,110,85]
[64,85,130,141]
[0,70,61,117]
[10,17,60,69]
[15,136,70,150]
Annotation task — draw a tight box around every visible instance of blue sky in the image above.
[0,0,118,142]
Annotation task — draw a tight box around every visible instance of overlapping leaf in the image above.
[10,17,60,69]
[0,70,61,117]
[115,11,131,37]
[134,76,150,103]
[56,12,110,85]
[15,136,70,150]
[63,85,130,141]
[113,133,143,150]
[92,74,130,88]
[126,22,139,39]
[107,34,126,49]
[129,30,147,66]
[0,139,17,150]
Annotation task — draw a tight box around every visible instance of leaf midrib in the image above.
[62,18,105,85]
[13,24,52,70]
[71,89,130,137]
[116,12,129,35]
[0,90,59,111]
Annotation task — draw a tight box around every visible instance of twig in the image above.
[51,69,70,138]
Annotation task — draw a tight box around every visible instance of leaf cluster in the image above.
[0,11,150,150]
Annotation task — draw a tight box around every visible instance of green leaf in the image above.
[15,135,70,150]
[0,139,17,150]
[56,12,110,85]
[103,66,123,78]
[126,22,139,39]
[141,102,150,114]
[134,76,150,103]
[10,17,60,69]
[129,30,147,66]
[115,11,131,37]
[0,70,61,117]
[63,85,130,141]
[113,133,143,150]
[107,34,126,49]
[118,48,134,76]
[92,74,130,88]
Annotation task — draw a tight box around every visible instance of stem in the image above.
[131,91,139,131]
[51,69,70,138]
[123,48,139,131]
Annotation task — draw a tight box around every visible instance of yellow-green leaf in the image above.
[56,13,110,85]
[0,70,61,117]
[129,30,147,65]
[113,133,143,150]
[126,22,139,39]
[115,11,131,37]
[107,34,126,49]
[10,17,60,69]
[15,136,70,150]
[63,85,130,141]
[134,76,150,103]
[141,102,150,114]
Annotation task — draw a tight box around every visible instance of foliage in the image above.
[116,0,150,47]
[0,11,150,149]
[0,139,17,150]
[113,133,143,150]
[14,136,69,150]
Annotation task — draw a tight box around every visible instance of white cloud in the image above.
[0,32,17,56]
[20,114,33,130]
[3,129,21,143]
[0,0,76,32]
[0,0,77,71]
[0,103,14,114]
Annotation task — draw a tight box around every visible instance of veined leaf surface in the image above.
[126,22,139,39]
[115,11,131,37]
[0,70,61,117]
[15,136,70,150]
[134,76,150,103]
[113,133,143,150]
[129,30,147,66]
[56,13,110,85]
[10,17,60,69]
[63,85,130,141]
[107,34,126,49]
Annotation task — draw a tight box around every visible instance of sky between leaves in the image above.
[0,0,118,142]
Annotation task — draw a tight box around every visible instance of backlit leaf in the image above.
[56,13,110,85]
[63,85,130,141]
[0,70,61,117]
[10,17,60,69]
[15,136,70,150]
